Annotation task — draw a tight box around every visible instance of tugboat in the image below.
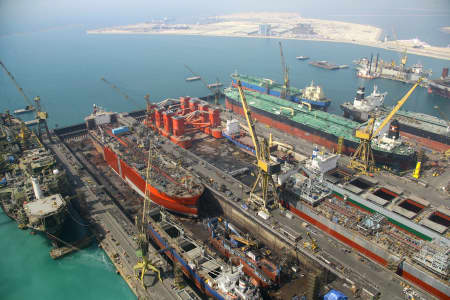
[300,81,332,110]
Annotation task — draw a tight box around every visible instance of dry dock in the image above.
[47,135,199,300]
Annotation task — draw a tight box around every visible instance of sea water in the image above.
[1,25,450,300]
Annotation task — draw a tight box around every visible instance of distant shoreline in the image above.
[86,30,450,61]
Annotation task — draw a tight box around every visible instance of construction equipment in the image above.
[337,136,344,154]
[229,234,257,249]
[133,144,161,287]
[33,96,52,142]
[349,78,422,173]
[0,60,35,112]
[304,232,319,253]
[392,27,408,72]
[278,42,289,99]
[412,148,424,179]
[184,65,221,105]
[236,80,281,213]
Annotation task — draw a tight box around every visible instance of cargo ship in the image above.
[428,68,450,99]
[224,88,416,170]
[147,208,261,300]
[0,112,70,238]
[207,217,281,288]
[341,86,450,150]
[280,151,449,299]
[231,73,331,110]
[85,106,204,217]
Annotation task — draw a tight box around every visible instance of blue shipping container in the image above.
[112,126,129,135]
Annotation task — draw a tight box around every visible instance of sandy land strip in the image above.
[86,12,450,61]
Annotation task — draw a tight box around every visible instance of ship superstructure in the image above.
[428,68,450,99]
[85,106,204,217]
[0,113,70,236]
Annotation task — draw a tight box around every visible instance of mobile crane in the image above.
[349,78,422,173]
[236,80,281,213]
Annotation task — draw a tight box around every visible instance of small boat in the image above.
[208,82,223,89]
[296,56,309,60]
[186,76,201,81]
[14,105,35,114]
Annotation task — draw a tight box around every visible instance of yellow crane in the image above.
[133,142,161,287]
[229,234,257,249]
[0,60,35,112]
[412,148,423,179]
[33,96,52,142]
[304,232,318,253]
[278,42,289,99]
[236,80,281,213]
[349,78,422,173]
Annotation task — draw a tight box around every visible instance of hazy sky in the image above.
[1,0,449,42]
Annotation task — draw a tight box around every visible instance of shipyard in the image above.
[2,3,450,300]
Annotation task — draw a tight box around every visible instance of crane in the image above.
[304,232,318,253]
[236,80,281,213]
[0,60,35,112]
[101,77,143,109]
[133,142,161,287]
[229,234,257,250]
[278,42,289,99]
[184,65,221,105]
[33,96,52,142]
[349,78,422,173]
[391,27,408,72]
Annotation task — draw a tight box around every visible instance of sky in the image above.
[0,0,449,44]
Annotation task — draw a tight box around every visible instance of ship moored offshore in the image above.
[231,73,331,110]
[224,88,415,170]
[85,106,204,217]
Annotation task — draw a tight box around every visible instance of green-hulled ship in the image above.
[231,73,331,110]
[0,112,71,238]
[224,88,415,170]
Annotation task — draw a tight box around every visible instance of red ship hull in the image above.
[100,143,201,217]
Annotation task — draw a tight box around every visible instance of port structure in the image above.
[184,64,221,105]
[278,41,289,99]
[236,80,281,213]
[133,142,162,287]
[349,78,422,173]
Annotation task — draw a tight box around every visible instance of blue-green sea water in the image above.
[1,25,450,300]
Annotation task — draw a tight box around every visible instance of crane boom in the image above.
[101,77,143,110]
[372,78,422,138]
[278,42,289,99]
[184,64,220,105]
[0,60,34,108]
[237,80,261,160]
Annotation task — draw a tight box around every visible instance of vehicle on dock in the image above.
[207,217,281,288]
[148,208,261,300]
[0,112,71,239]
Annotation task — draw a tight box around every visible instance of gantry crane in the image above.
[349,78,422,173]
[236,80,281,213]
[133,142,161,287]
[0,60,35,112]
[184,65,221,105]
[278,42,289,99]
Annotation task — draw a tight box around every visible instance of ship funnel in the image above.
[31,177,44,200]
[388,119,400,140]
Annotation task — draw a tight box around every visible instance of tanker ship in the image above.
[85,106,204,217]
[0,112,70,238]
[224,88,416,170]
[231,73,331,110]
[341,86,450,151]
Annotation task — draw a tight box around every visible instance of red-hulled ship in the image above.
[85,106,204,217]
